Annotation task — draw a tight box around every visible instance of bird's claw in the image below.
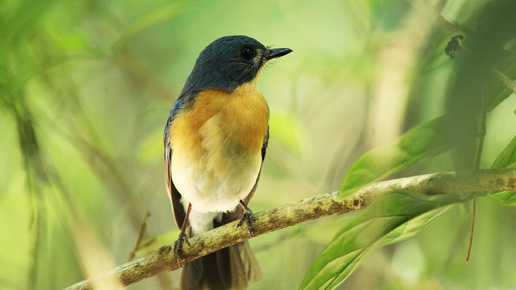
[237,207,255,237]
[173,231,190,266]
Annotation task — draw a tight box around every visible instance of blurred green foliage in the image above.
[1,0,515,289]
[338,116,453,199]
[302,190,469,289]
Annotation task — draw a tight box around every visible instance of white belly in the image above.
[171,152,261,212]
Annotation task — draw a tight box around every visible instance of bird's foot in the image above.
[237,207,255,238]
[173,230,191,266]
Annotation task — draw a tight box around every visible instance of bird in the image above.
[163,35,292,289]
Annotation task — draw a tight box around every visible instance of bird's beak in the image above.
[266,48,292,60]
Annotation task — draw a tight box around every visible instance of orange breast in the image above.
[171,86,269,159]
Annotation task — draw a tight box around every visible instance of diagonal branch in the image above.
[66,169,516,290]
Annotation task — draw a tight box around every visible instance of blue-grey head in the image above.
[181,35,292,95]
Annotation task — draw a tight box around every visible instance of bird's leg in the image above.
[173,203,192,266]
[237,200,255,237]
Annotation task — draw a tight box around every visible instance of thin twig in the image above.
[126,211,151,263]
[466,201,476,261]
[466,92,487,261]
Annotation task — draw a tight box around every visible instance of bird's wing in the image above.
[164,97,187,230]
[261,126,269,162]
[246,126,269,203]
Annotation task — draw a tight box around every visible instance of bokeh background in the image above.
[1,0,515,289]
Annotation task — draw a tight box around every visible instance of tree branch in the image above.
[66,169,516,290]
[495,69,516,93]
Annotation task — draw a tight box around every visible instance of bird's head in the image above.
[182,35,292,94]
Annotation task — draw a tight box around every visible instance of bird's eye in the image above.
[240,46,255,60]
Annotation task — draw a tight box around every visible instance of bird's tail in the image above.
[180,241,262,290]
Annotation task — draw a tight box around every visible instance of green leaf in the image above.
[299,190,470,290]
[491,135,516,169]
[488,189,516,206]
[488,135,516,205]
[338,116,452,199]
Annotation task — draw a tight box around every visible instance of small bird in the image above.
[163,35,291,289]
